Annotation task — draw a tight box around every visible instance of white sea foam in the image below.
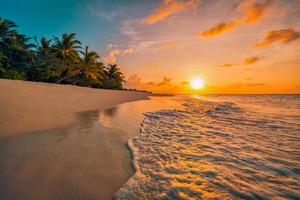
[115,96,300,199]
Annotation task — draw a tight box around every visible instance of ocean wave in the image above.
[114,98,300,199]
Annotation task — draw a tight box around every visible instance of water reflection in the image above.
[103,106,118,117]
[76,110,100,132]
[98,107,118,128]
[0,96,181,200]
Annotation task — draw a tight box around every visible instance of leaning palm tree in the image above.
[0,17,17,41]
[0,18,35,80]
[0,18,35,51]
[9,33,36,50]
[53,33,81,65]
[56,46,104,84]
[80,46,99,65]
[102,64,125,89]
[105,64,125,81]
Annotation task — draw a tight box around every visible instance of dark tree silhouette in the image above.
[0,17,126,89]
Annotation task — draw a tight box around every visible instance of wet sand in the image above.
[0,109,134,200]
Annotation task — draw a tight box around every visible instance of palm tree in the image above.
[0,18,15,68]
[0,18,17,63]
[34,37,52,55]
[0,17,17,41]
[0,18,35,79]
[53,33,81,65]
[27,37,62,82]
[0,17,129,89]
[9,33,36,50]
[80,46,99,65]
[0,19,35,52]
[0,51,7,67]
[40,37,52,49]
[56,46,104,84]
[103,64,125,89]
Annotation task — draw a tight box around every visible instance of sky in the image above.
[1,0,300,94]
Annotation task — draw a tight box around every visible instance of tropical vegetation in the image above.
[0,17,125,89]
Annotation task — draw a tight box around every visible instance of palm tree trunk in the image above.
[56,69,83,83]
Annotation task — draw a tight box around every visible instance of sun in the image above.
[190,78,205,90]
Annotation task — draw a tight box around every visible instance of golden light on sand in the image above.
[190,78,205,90]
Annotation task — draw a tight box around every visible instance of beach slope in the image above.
[0,79,150,137]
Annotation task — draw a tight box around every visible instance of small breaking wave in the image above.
[114,98,300,199]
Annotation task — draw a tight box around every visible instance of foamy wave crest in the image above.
[114,99,300,199]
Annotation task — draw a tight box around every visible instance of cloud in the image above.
[106,43,118,50]
[103,46,134,63]
[125,74,142,88]
[199,0,274,38]
[103,49,121,63]
[220,56,259,67]
[254,28,300,48]
[142,0,200,25]
[156,76,171,86]
[220,63,235,67]
[181,81,189,85]
[200,21,237,38]
[125,74,184,93]
[122,48,134,55]
[243,56,259,64]
[239,0,274,24]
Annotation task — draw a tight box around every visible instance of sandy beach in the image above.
[0,79,180,200]
[0,79,150,137]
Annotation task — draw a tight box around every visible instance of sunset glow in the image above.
[2,0,300,94]
[190,78,205,90]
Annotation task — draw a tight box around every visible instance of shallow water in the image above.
[115,95,300,199]
[0,96,181,200]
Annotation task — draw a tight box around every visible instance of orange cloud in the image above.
[243,56,259,64]
[122,48,134,55]
[125,74,142,88]
[181,81,189,85]
[104,46,134,63]
[125,74,186,93]
[106,43,118,49]
[156,76,171,86]
[200,21,236,38]
[199,0,274,38]
[220,63,235,67]
[240,0,274,24]
[254,28,300,48]
[103,49,121,63]
[142,0,200,25]
[220,56,259,67]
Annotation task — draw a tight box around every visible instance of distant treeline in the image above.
[0,17,125,89]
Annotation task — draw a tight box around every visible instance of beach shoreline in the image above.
[0,79,151,137]
[0,82,180,200]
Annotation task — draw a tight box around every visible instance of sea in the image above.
[115,95,300,199]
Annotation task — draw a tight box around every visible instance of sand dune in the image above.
[0,79,150,137]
